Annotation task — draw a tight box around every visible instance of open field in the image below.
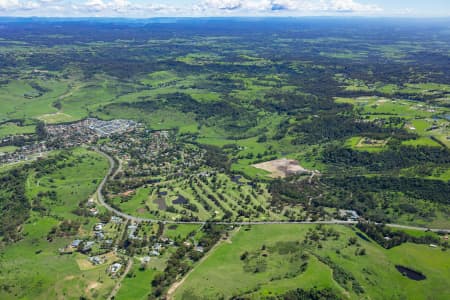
[0,145,18,153]
[0,214,116,300]
[0,148,114,299]
[26,147,109,219]
[38,111,74,124]
[0,122,35,138]
[0,79,70,122]
[114,261,158,300]
[163,224,202,241]
[174,224,450,300]
[345,136,388,152]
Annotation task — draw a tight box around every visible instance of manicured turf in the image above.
[112,173,279,222]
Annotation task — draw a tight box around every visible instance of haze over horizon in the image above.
[0,0,449,18]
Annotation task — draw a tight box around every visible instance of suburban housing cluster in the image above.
[45,118,139,147]
[0,118,138,164]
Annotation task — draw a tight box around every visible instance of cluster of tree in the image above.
[0,151,72,242]
[255,288,342,300]
[356,222,441,249]
[269,178,322,207]
[316,255,364,295]
[255,91,326,114]
[150,223,225,298]
[47,219,81,239]
[294,115,373,144]
[322,145,450,171]
[324,176,450,205]
[0,168,29,242]
[199,144,230,172]
[35,121,47,140]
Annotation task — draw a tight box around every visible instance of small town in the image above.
[0,118,138,164]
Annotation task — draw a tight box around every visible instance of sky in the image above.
[0,0,449,18]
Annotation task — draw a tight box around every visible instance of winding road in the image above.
[94,149,450,233]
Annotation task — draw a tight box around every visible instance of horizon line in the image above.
[0,16,450,20]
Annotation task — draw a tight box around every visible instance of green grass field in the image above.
[0,145,18,153]
[115,261,157,300]
[174,224,450,300]
[163,224,201,241]
[344,136,388,152]
[26,148,109,219]
[0,148,113,299]
[0,122,35,138]
[335,96,450,147]
[0,79,70,122]
[0,215,116,300]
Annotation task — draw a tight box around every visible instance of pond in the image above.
[395,265,426,281]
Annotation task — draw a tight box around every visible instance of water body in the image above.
[395,265,426,281]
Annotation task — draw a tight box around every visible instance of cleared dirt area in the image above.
[252,158,312,178]
[154,197,167,210]
[85,281,101,296]
[356,137,389,148]
[137,207,147,214]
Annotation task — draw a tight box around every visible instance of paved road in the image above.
[112,157,123,179]
[95,149,450,233]
[384,223,450,233]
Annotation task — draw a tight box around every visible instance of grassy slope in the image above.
[0,123,35,138]
[26,148,109,219]
[0,148,112,300]
[115,262,157,300]
[174,224,450,300]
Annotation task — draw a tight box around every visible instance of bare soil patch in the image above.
[356,137,388,148]
[121,190,135,197]
[85,281,101,295]
[253,158,312,178]
[154,197,167,210]
[137,207,147,214]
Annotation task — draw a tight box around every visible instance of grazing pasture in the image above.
[174,225,450,300]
